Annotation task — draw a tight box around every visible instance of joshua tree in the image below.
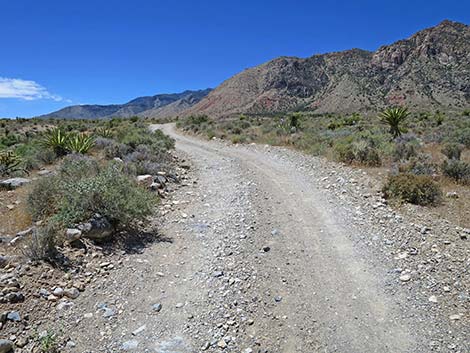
[379,107,410,139]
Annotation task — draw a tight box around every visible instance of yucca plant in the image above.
[0,150,23,176]
[379,107,410,139]
[66,133,95,154]
[41,128,69,156]
[95,127,113,138]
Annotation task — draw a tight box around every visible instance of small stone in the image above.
[84,313,93,319]
[6,311,20,322]
[274,296,283,302]
[121,340,139,350]
[53,287,64,297]
[65,228,82,242]
[16,336,29,348]
[262,246,271,252]
[102,307,115,318]
[217,340,227,349]
[65,340,76,349]
[399,274,411,282]
[64,287,80,299]
[271,229,279,236]
[212,271,224,278]
[243,349,254,353]
[152,303,162,312]
[57,301,74,311]
[449,314,461,320]
[428,295,438,303]
[175,302,184,308]
[132,325,146,336]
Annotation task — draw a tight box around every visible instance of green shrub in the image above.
[334,139,381,166]
[382,173,442,206]
[441,160,470,184]
[27,159,156,230]
[22,227,58,262]
[441,143,464,160]
[399,153,437,176]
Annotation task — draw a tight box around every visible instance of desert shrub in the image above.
[441,143,464,160]
[441,160,470,184]
[382,173,442,206]
[393,135,419,161]
[399,153,437,176]
[35,148,57,165]
[27,177,62,220]
[334,139,381,166]
[54,165,155,227]
[22,227,58,261]
[450,127,470,148]
[103,140,131,159]
[59,154,100,181]
[27,160,156,230]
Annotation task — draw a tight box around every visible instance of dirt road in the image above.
[60,124,467,353]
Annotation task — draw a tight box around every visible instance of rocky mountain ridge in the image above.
[185,20,470,117]
[38,89,211,119]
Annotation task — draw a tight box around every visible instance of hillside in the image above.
[185,20,470,117]
[38,89,211,119]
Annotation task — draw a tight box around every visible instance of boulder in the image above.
[65,228,82,243]
[0,178,31,190]
[79,215,113,240]
[0,339,14,353]
[136,175,153,187]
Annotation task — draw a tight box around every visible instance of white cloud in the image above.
[0,77,63,101]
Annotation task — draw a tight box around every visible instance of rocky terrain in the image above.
[2,124,466,352]
[37,89,211,120]
[186,20,470,117]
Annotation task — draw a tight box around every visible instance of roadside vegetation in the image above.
[0,117,174,261]
[177,109,470,206]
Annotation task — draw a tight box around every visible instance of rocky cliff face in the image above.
[186,20,470,117]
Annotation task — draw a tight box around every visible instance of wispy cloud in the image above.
[0,77,64,101]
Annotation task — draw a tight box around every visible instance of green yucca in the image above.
[95,127,113,138]
[66,133,95,154]
[379,107,410,139]
[0,150,23,176]
[41,128,69,156]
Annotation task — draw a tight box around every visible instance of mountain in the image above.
[38,89,211,119]
[185,20,470,117]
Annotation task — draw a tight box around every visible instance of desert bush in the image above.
[334,139,381,166]
[54,165,155,227]
[441,160,470,184]
[27,177,61,220]
[441,142,464,160]
[27,160,156,230]
[399,153,437,176]
[22,227,58,261]
[393,135,419,161]
[382,173,441,206]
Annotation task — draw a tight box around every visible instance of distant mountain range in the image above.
[40,20,470,120]
[38,89,211,119]
[186,20,470,117]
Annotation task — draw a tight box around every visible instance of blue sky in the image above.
[1,0,469,118]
